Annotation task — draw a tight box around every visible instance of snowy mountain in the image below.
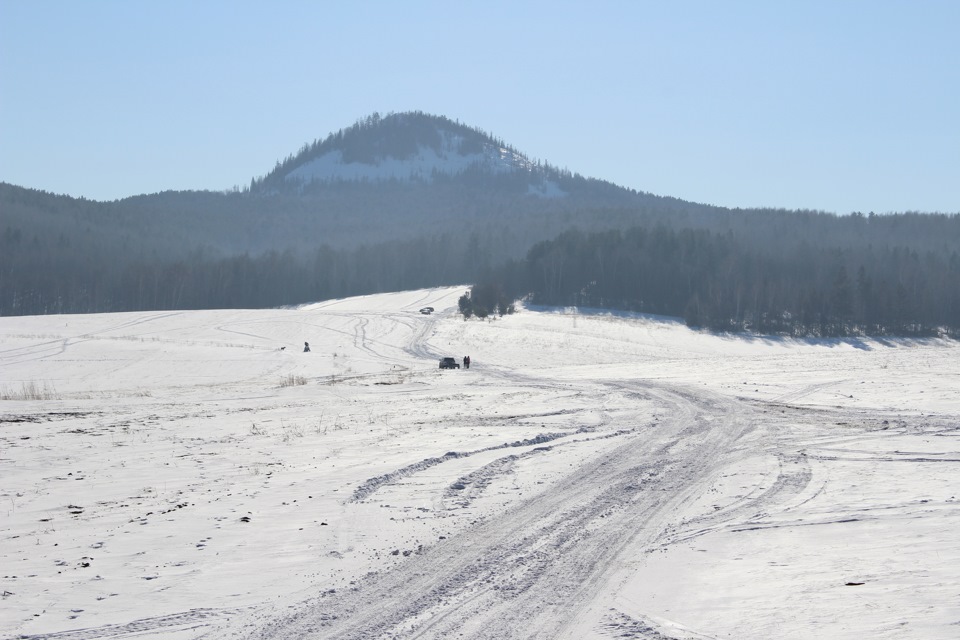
[251,112,571,197]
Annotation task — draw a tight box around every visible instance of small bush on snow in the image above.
[279,374,307,388]
[0,381,61,401]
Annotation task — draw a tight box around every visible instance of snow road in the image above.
[2,288,958,639]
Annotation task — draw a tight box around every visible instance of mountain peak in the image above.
[251,112,566,197]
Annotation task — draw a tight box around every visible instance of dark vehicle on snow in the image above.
[419,307,434,315]
[439,357,460,369]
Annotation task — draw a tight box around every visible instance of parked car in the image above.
[439,357,460,369]
[419,307,434,315]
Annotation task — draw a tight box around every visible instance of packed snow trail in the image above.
[206,383,761,639]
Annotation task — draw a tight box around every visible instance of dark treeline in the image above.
[470,223,960,338]
[1,233,476,315]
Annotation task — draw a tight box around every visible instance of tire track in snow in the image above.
[771,379,850,404]
[203,383,759,640]
[348,432,572,503]
[0,311,188,367]
[440,429,634,511]
[659,452,814,547]
[7,607,245,640]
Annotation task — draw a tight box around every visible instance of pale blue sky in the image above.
[1,1,958,213]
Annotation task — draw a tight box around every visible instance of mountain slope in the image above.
[251,111,621,200]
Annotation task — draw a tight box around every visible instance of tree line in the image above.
[466,225,960,338]
[0,230,482,316]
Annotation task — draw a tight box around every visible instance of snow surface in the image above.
[1,288,958,639]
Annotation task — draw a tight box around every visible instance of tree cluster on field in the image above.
[458,283,515,319]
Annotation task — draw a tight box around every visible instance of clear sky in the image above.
[1,1,958,213]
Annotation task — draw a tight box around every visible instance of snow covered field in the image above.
[2,287,958,639]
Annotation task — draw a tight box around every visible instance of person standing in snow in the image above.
[303,342,311,352]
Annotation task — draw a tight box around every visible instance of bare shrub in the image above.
[281,423,305,442]
[0,381,61,401]
[279,374,307,388]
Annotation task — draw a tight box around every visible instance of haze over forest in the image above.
[2,112,958,337]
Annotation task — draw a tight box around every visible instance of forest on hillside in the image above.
[463,220,960,338]
[0,179,706,316]
[2,179,959,338]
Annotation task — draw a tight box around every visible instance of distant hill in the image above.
[1,112,713,257]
